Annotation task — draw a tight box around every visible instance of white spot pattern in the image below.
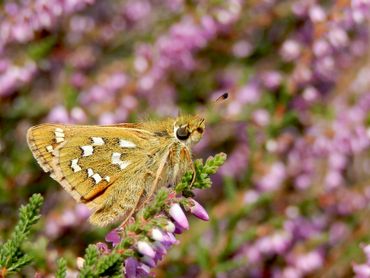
[119,139,136,148]
[81,145,94,156]
[46,145,53,152]
[54,128,65,143]
[111,152,130,170]
[71,159,82,172]
[87,168,94,177]
[92,173,102,184]
[92,137,104,146]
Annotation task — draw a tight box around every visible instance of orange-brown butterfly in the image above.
[27,93,227,226]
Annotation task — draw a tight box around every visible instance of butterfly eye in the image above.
[176,127,190,140]
[196,127,204,134]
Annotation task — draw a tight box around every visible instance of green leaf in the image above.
[0,194,43,275]
[56,258,67,278]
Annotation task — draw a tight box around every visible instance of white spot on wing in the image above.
[111,152,131,170]
[46,145,53,152]
[54,128,65,144]
[119,139,136,148]
[105,176,110,182]
[118,161,130,170]
[87,168,94,177]
[55,131,64,138]
[92,137,104,146]
[92,173,102,184]
[71,159,82,172]
[81,145,94,156]
[112,152,122,164]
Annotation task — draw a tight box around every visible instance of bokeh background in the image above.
[0,0,370,277]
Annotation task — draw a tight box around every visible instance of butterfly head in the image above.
[173,115,205,146]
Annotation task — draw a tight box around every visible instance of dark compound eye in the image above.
[176,127,190,140]
[196,127,204,134]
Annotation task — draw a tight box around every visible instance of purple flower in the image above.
[151,228,165,242]
[232,40,253,58]
[125,257,139,278]
[137,241,155,258]
[280,39,301,61]
[96,242,110,254]
[189,199,209,221]
[105,229,121,247]
[47,105,70,123]
[260,71,282,90]
[169,203,189,230]
[140,256,156,268]
[137,263,151,277]
[353,264,370,278]
[164,220,176,233]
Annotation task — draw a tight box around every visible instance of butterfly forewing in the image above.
[27,123,168,226]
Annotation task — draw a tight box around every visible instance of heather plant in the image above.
[0,0,370,277]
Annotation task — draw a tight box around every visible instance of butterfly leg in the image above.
[118,187,146,229]
[137,149,170,210]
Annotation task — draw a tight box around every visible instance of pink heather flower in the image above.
[294,251,323,274]
[237,82,260,104]
[189,199,209,221]
[363,245,370,262]
[105,229,121,247]
[96,242,110,254]
[76,257,85,270]
[313,39,332,57]
[281,39,301,61]
[243,190,260,204]
[47,105,70,123]
[70,107,87,123]
[174,223,186,234]
[140,255,156,268]
[260,71,282,90]
[151,228,165,242]
[353,264,370,278]
[137,241,156,258]
[169,203,189,230]
[232,40,253,58]
[125,257,139,278]
[164,220,176,233]
[166,232,177,244]
[309,5,326,22]
[75,204,90,220]
[137,263,151,276]
[252,109,270,127]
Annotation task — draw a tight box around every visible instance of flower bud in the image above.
[76,257,85,270]
[164,220,175,233]
[151,228,165,242]
[169,203,189,230]
[189,198,209,221]
[125,257,138,278]
[137,241,156,258]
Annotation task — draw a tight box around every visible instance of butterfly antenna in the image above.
[215,92,229,103]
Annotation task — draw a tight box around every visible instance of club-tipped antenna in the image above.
[215,92,229,103]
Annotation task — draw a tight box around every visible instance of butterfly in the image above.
[27,115,205,226]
